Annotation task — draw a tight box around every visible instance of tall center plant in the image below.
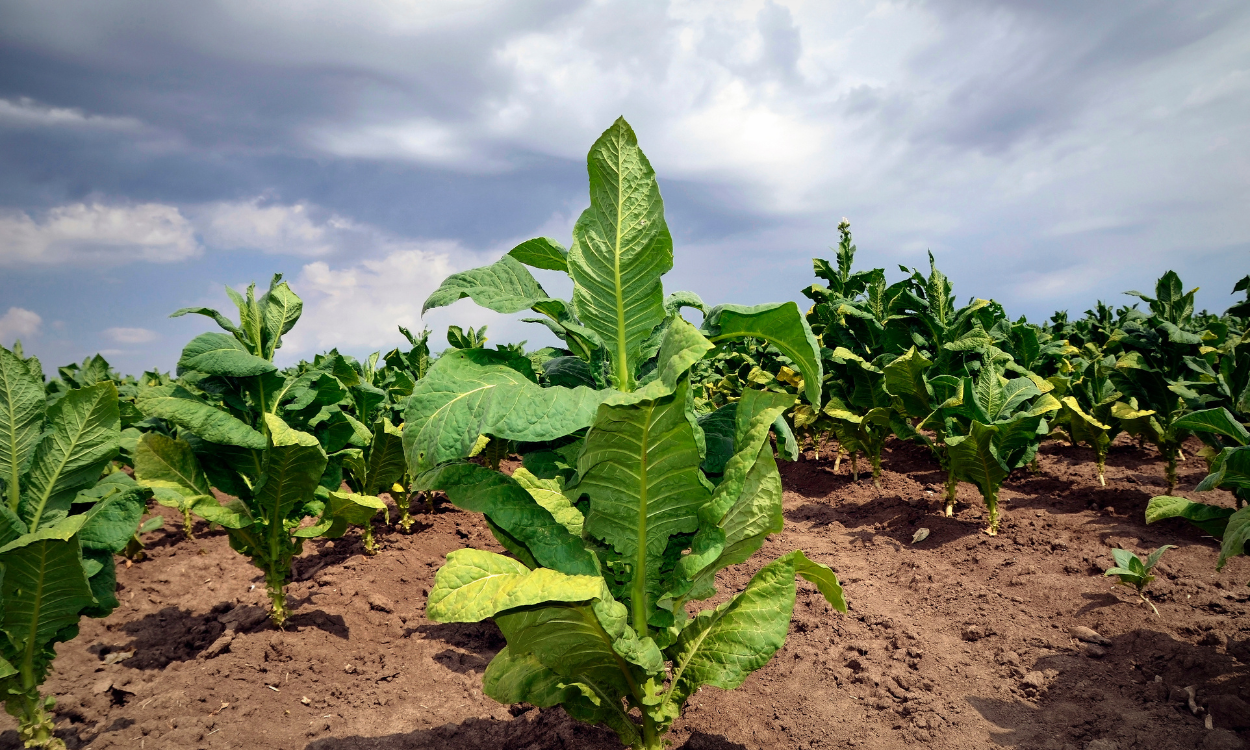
[408,118,846,750]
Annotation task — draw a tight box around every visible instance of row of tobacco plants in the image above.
[2,115,1246,750]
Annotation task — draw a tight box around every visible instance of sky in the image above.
[1,0,1247,376]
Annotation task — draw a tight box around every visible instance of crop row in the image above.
[2,117,1246,750]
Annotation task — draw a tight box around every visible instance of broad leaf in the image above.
[1174,408,1250,446]
[20,383,120,532]
[568,117,672,389]
[0,523,94,670]
[403,349,605,473]
[253,414,327,525]
[508,237,570,272]
[133,432,213,497]
[178,332,277,377]
[427,548,607,622]
[0,345,45,511]
[422,255,563,316]
[417,462,598,576]
[137,384,267,449]
[703,302,823,409]
[1218,506,1250,570]
[664,550,843,708]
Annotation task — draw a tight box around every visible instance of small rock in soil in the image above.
[1022,671,1046,689]
[91,679,112,695]
[200,632,234,659]
[367,593,394,613]
[1070,626,1111,646]
[1084,644,1108,659]
[961,625,984,642]
[1203,730,1247,750]
[1207,694,1250,730]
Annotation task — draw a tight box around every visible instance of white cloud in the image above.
[0,307,42,344]
[0,203,200,265]
[0,96,143,130]
[193,199,345,256]
[279,244,458,359]
[103,326,159,344]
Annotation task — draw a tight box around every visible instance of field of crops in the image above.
[3,118,1249,750]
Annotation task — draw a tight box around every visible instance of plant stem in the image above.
[1164,447,1179,494]
[944,469,958,517]
[362,522,378,555]
[641,714,662,750]
[183,509,195,539]
[984,487,1000,536]
[1096,451,1106,487]
[265,565,289,627]
[9,693,64,750]
[870,452,882,491]
[1139,590,1159,616]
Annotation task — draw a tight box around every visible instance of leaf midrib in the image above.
[28,392,106,533]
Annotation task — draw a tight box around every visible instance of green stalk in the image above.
[641,717,662,750]
[944,469,958,517]
[265,563,290,627]
[183,509,195,539]
[1096,450,1106,487]
[869,451,882,491]
[1163,445,1179,494]
[8,693,63,749]
[984,487,1000,536]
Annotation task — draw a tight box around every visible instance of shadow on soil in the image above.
[966,628,1250,749]
[304,710,746,750]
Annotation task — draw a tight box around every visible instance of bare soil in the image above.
[4,436,1250,750]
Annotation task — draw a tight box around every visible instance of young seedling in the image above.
[1104,545,1174,615]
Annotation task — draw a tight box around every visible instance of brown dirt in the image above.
[4,436,1250,750]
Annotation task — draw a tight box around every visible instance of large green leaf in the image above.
[403,349,605,473]
[1218,506,1250,570]
[422,255,564,316]
[77,487,147,554]
[0,346,45,512]
[1197,446,1250,493]
[1145,495,1234,537]
[703,302,823,409]
[1175,408,1250,447]
[567,117,672,390]
[260,278,303,359]
[946,421,1008,498]
[254,414,327,525]
[178,332,277,377]
[133,432,213,497]
[664,550,843,709]
[508,237,570,272]
[0,521,94,671]
[136,384,267,449]
[882,347,933,418]
[680,389,793,600]
[426,549,607,622]
[20,383,120,532]
[512,467,585,537]
[416,462,598,576]
[492,601,644,746]
[573,374,710,628]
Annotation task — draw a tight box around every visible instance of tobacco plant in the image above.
[1104,545,1173,615]
[410,118,844,750]
[135,277,382,625]
[1,347,147,749]
[942,357,1059,534]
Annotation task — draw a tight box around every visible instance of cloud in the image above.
[278,243,460,359]
[193,198,345,256]
[0,203,200,265]
[0,307,42,344]
[0,96,143,130]
[103,326,159,344]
